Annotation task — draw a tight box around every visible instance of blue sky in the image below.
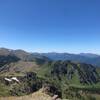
[0,0,100,53]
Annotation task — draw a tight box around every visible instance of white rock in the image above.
[4,78,12,82]
[52,95,58,100]
[11,77,20,83]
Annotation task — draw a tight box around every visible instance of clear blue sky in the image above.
[0,0,100,54]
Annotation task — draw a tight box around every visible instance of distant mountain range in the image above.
[39,52,100,67]
[0,47,99,75]
[0,48,100,67]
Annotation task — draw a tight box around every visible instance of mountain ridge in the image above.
[0,48,100,67]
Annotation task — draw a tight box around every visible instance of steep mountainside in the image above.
[38,61,100,99]
[0,48,50,69]
[38,61,100,85]
[0,61,40,76]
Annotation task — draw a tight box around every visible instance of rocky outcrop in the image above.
[46,61,99,84]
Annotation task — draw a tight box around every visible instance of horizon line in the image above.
[0,47,100,55]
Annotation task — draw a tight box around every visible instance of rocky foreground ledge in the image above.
[0,88,64,100]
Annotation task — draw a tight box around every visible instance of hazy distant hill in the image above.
[40,52,100,67]
[79,53,100,58]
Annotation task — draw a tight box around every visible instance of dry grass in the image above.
[0,61,40,76]
[91,94,100,100]
[0,89,52,100]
